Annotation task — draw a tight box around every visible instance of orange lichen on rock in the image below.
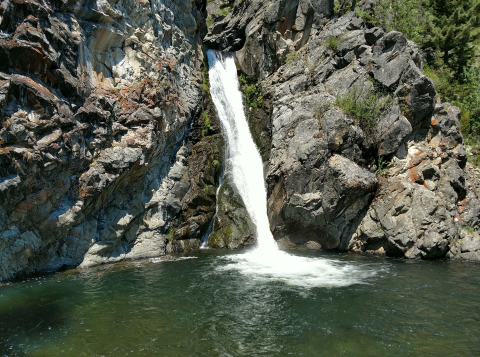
[78,187,92,198]
[0,147,13,154]
[409,150,425,168]
[407,167,421,183]
[458,198,468,214]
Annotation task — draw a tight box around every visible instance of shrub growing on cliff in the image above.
[286,52,297,64]
[313,102,332,127]
[201,111,212,137]
[336,85,393,130]
[375,156,393,176]
[357,0,480,147]
[325,36,344,53]
[361,0,426,43]
[465,136,480,166]
[217,0,235,16]
[239,73,263,109]
[334,0,356,14]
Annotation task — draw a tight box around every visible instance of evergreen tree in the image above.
[429,0,480,77]
[461,65,480,134]
[358,0,430,44]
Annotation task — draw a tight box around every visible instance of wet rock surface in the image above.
[206,174,256,249]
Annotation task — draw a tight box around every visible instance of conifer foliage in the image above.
[429,0,480,77]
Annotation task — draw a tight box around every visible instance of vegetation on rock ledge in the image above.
[341,0,480,163]
[239,73,263,109]
[335,85,393,131]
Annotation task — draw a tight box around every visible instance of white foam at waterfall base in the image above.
[207,50,381,288]
[218,251,380,288]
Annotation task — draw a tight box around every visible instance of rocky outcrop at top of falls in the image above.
[1,0,480,281]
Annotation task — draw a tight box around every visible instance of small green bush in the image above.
[201,111,211,137]
[206,14,214,28]
[239,73,263,109]
[465,136,480,167]
[313,102,332,127]
[286,52,297,64]
[325,36,344,53]
[219,8,230,16]
[334,0,355,15]
[335,85,393,131]
[463,225,475,234]
[204,112,211,129]
[375,156,393,176]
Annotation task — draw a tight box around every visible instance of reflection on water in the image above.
[0,251,479,357]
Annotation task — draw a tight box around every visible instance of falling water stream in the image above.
[206,50,276,252]
[206,50,379,288]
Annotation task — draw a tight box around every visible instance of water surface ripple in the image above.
[1,252,479,357]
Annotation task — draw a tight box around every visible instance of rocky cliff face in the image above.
[0,0,227,281]
[205,0,333,79]
[1,0,479,281]
[204,2,480,260]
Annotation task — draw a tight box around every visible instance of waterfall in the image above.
[206,50,380,287]
[207,50,277,252]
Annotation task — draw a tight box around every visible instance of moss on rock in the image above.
[206,175,255,249]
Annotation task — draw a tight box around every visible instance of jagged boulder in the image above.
[447,229,480,261]
[268,154,376,250]
[348,99,473,258]
[460,164,480,230]
[351,176,457,258]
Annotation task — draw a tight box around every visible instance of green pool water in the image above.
[1,249,479,356]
